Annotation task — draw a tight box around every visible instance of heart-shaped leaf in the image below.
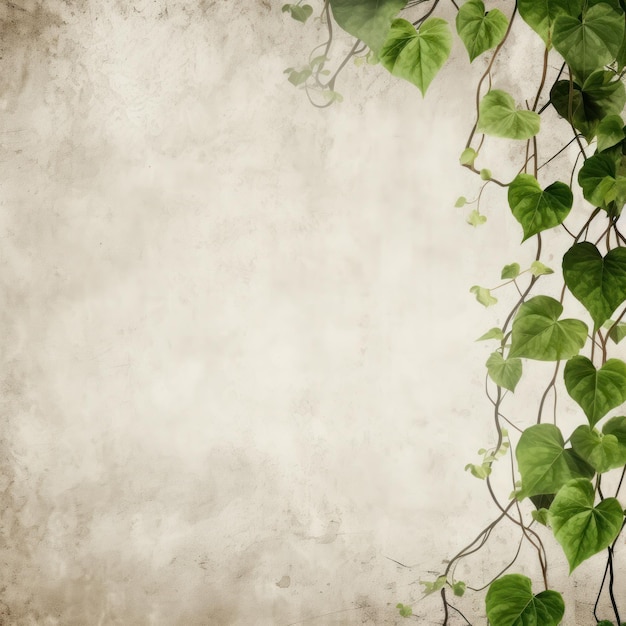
[456,0,508,62]
[509,296,588,361]
[577,152,626,209]
[477,90,540,140]
[562,242,626,330]
[548,478,624,572]
[570,425,626,473]
[553,3,625,81]
[501,263,521,279]
[564,356,626,426]
[282,3,314,23]
[516,424,594,499]
[603,414,626,445]
[476,327,504,342]
[329,0,407,54]
[486,574,565,626]
[597,115,625,152]
[379,18,452,95]
[486,351,523,392]
[507,174,573,241]
[519,0,583,46]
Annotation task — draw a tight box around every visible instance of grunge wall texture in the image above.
[0,1,613,624]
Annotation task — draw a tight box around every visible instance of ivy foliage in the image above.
[284,0,626,623]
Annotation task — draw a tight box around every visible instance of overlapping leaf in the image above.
[456,0,508,61]
[570,424,626,473]
[519,0,583,46]
[477,90,540,140]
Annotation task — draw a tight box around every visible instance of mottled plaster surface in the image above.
[0,1,618,625]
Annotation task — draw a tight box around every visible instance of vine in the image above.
[284,0,626,624]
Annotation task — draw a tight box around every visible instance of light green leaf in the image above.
[509,295,588,361]
[282,3,314,23]
[480,168,492,180]
[508,174,573,242]
[477,90,541,140]
[562,242,626,330]
[515,423,594,499]
[518,0,583,46]
[532,508,550,526]
[467,209,487,226]
[602,415,626,447]
[460,147,477,165]
[470,285,497,306]
[396,603,413,618]
[530,260,555,276]
[420,575,447,596]
[455,196,467,207]
[486,351,523,392]
[465,461,491,479]
[553,3,625,81]
[456,0,508,62]
[477,327,504,341]
[486,574,565,626]
[329,0,407,54]
[597,115,625,152]
[380,18,452,95]
[285,67,312,86]
[606,320,626,344]
[570,424,626,473]
[564,356,626,426]
[577,152,626,211]
[501,263,521,279]
[548,478,624,572]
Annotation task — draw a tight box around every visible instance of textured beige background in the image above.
[0,1,619,625]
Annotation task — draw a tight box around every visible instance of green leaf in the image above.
[562,242,626,330]
[486,574,565,626]
[452,581,466,597]
[396,603,413,618]
[603,415,626,447]
[456,0,508,62]
[455,196,467,207]
[607,320,626,344]
[518,0,583,46]
[548,478,624,572]
[465,461,491,479]
[501,263,521,279]
[597,115,625,152]
[329,0,407,54]
[550,71,626,141]
[477,90,541,140]
[532,508,550,526]
[480,168,492,180]
[564,356,626,426]
[467,209,487,226]
[553,3,625,81]
[509,295,588,361]
[515,423,594,499]
[282,3,314,23]
[486,351,523,392]
[477,327,504,341]
[420,575,447,595]
[507,174,573,241]
[285,67,312,86]
[570,424,626,473]
[577,152,624,207]
[380,18,452,95]
[460,147,477,165]
[470,285,497,306]
[530,260,555,276]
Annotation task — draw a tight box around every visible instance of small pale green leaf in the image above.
[286,67,312,86]
[501,263,521,279]
[480,168,492,180]
[509,295,588,361]
[486,574,565,626]
[564,356,626,426]
[420,575,447,595]
[532,507,550,526]
[597,115,625,152]
[508,174,573,241]
[380,18,452,95]
[452,581,466,597]
[470,285,497,306]
[515,423,594,499]
[283,3,314,23]
[460,147,477,165]
[476,327,504,341]
[396,603,413,618]
[518,0,584,46]
[465,462,491,479]
[553,3,625,81]
[329,0,407,54]
[456,0,508,62]
[548,478,624,572]
[477,90,540,140]
[530,260,555,276]
[467,209,487,227]
[486,351,523,392]
[455,196,467,207]
[570,424,626,473]
[562,242,626,330]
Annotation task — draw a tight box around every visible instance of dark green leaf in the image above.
[518,0,583,46]
[379,18,452,95]
[597,115,625,152]
[570,424,626,472]
[564,356,626,426]
[516,424,594,499]
[508,174,573,241]
[486,574,565,626]
[486,351,523,392]
[452,581,466,597]
[329,0,407,54]
[477,90,540,140]
[548,478,624,572]
[530,493,555,510]
[456,0,508,61]
[562,242,626,329]
[509,295,588,361]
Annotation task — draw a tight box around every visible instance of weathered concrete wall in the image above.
[0,1,617,624]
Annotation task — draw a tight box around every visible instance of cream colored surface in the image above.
[0,2,615,625]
